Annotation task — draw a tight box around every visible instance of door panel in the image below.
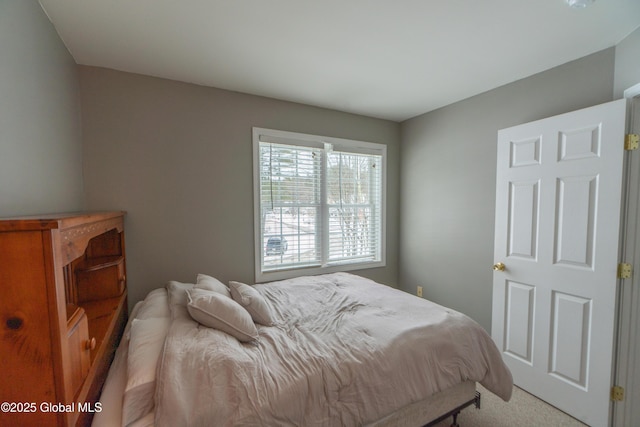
[508,180,539,259]
[554,175,597,268]
[504,280,535,363]
[492,99,627,427]
[549,291,590,388]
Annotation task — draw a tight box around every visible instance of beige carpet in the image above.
[432,384,588,427]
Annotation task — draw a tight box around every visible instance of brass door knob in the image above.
[493,262,506,272]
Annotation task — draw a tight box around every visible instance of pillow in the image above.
[196,273,231,298]
[166,281,195,307]
[134,288,170,320]
[186,288,258,342]
[165,281,196,320]
[229,281,275,326]
[122,317,170,426]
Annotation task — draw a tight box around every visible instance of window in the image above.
[253,128,386,281]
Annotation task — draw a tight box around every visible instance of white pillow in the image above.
[135,288,170,319]
[186,288,258,342]
[166,281,195,307]
[229,281,275,326]
[122,317,170,426]
[196,273,231,298]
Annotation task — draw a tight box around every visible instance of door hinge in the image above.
[618,263,632,279]
[625,134,639,151]
[611,386,625,401]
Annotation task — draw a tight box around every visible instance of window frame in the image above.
[253,127,386,282]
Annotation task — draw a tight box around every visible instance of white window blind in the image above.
[326,150,382,264]
[259,142,323,270]
[254,128,385,280]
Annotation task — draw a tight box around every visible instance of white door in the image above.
[491,99,627,427]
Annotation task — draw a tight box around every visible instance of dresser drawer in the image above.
[76,256,126,302]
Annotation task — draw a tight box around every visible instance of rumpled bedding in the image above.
[154,272,512,426]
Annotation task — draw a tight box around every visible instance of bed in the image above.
[92,272,512,427]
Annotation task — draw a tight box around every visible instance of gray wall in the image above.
[615,27,640,97]
[0,0,83,217]
[78,67,400,307]
[398,49,616,331]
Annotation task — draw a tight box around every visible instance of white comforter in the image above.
[154,273,512,426]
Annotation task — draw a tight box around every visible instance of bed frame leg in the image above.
[423,391,482,427]
[449,411,460,427]
[449,392,480,427]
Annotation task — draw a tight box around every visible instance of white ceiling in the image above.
[39,0,640,122]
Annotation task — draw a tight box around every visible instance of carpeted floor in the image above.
[432,384,588,427]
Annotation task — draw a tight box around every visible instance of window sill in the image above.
[256,260,385,283]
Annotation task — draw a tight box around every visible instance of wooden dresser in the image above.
[0,212,128,426]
